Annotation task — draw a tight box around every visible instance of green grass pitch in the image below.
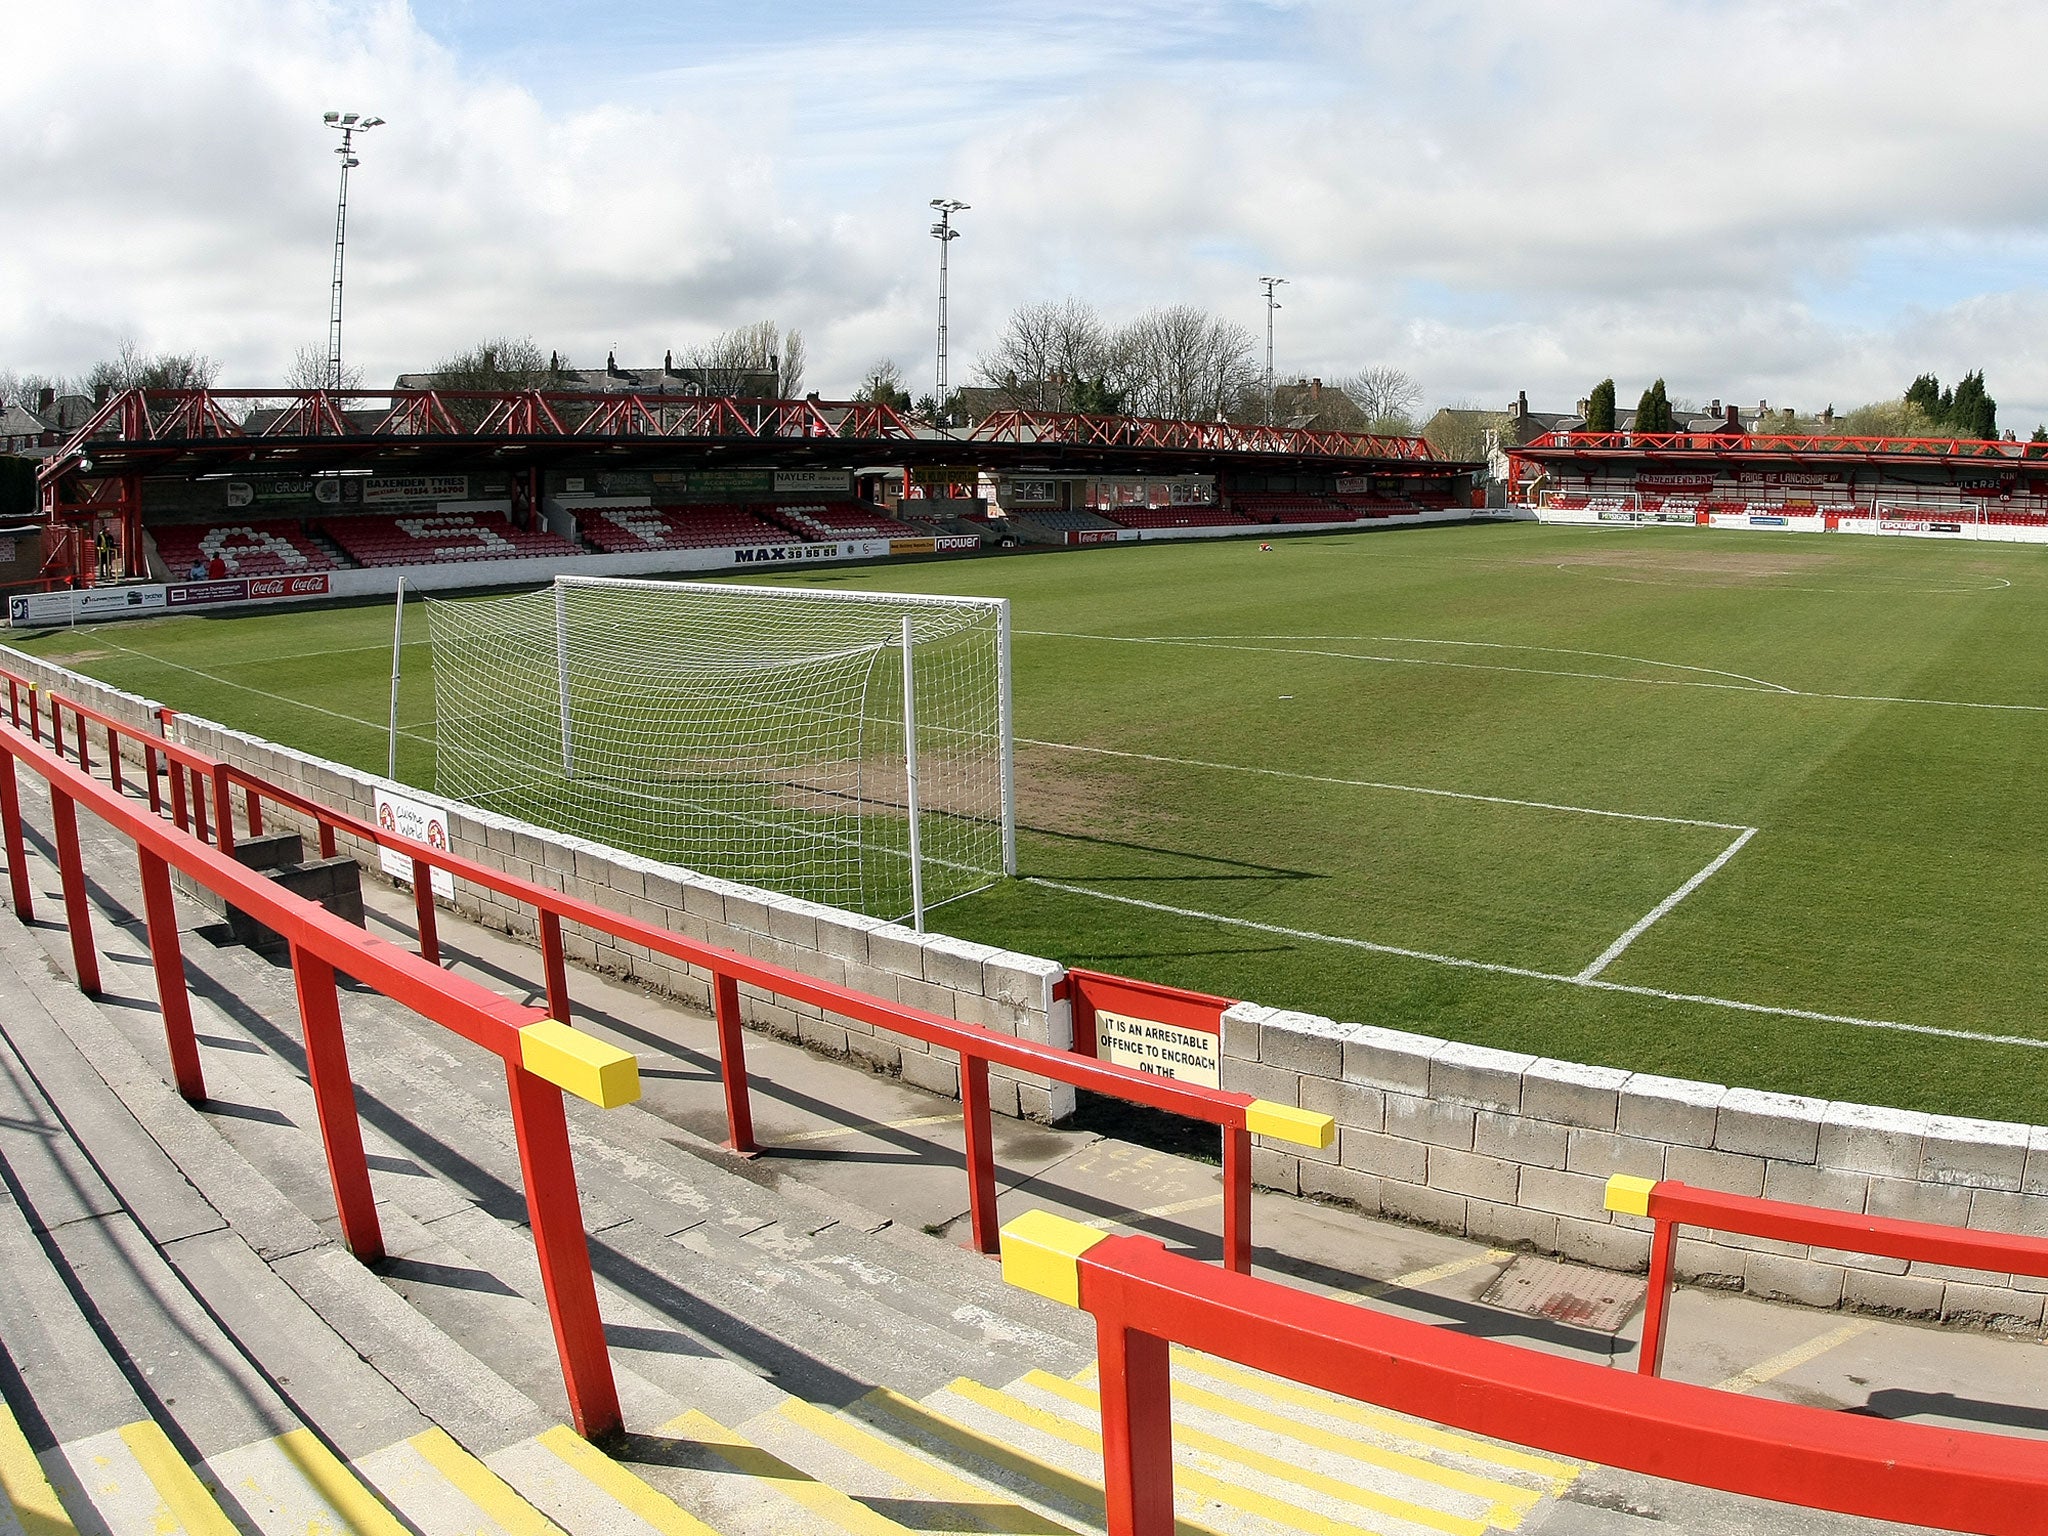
[18,520,2048,1121]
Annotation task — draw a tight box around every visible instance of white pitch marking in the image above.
[1019,628,1785,698]
[1555,563,2014,597]
[1575,826,1759,982]
[1022,628,2048,715]
[1024,876,2048,1052]
[1146,634,1800,694]
[1017,738,1748,831]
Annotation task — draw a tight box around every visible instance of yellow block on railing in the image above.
[1605,1173,1657,1216]
[519,1019,641,1109]
[1246,1099,1337,1150]
[999,1210,1107,1308]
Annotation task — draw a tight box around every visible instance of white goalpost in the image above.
[422,575,1016,926]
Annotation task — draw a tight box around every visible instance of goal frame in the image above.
[489,574,1017,919]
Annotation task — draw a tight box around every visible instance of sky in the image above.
[7,0,2048,425]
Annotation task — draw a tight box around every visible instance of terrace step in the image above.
[0,759,1584,1536]
[171,824,366,951]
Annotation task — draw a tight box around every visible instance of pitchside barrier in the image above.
[0,696,641,1439]
[1607,1173,2048,1380]
[19,644,2048,1325]
[0,666,1332,1279]
[999,1210,2048,1536]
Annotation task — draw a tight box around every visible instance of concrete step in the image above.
[3,754,1599,1536]
[39,820,1090,1403]
[0,880,679,1536]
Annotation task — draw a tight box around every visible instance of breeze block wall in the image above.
[0,647,1075,1121]
[8,640,2047,1321]
[1226,1002,2048,1326]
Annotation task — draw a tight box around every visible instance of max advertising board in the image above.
[729,540,890,567]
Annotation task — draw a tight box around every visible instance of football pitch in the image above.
[18,520,2048,1122]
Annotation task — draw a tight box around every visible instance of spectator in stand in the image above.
[186,555,207,580]
[95,528,114,581]
[206,553,227,581]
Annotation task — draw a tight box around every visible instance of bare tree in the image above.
[1112,306,1259,421]
[79,338,220,397]
[1421,403,1508,462]
[974,298,1112,411]
[777,329,807,398]
[1339,367,1423,434]
[853,359,912,412]
[285,344,362,391]
[424,336,558,391]
[686,320,797,397]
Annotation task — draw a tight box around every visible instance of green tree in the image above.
[853,360,912,412]
[1584,378,1617,433]
[1634,378,1672,433]
[1905,373,1943,419]
[1949,369,1996,439]
[2031,425,2046,443]
[1070,374,1126,415]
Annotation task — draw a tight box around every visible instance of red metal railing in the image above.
[1526,428,2047,460]
[1002,1212,2048,1536]
[0,665,1330,1273]
[967,406,1436,461]
[1605,1174,2048,1380]
[0,699,633,1438]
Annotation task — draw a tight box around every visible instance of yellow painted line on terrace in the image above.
[778,1113,960,1144]
[1716,1322,1874,1395]
[407,1427,567,1536]
[0,1398,74,1535]
[775,1399,1079,1535]
[953,1375,1482,1536]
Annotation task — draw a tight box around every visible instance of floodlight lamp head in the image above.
[323,111,340,123]
[362,116,385,128]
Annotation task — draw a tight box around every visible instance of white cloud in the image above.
[5,0,2048,426]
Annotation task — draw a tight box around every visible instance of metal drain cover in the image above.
[1481,1255,1646,1333]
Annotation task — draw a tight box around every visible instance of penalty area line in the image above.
[1575,826,1758,982]
[1023,876,2048,1052]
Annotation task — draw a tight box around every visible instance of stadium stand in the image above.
[775,500,920,538]
[1229,493,1364,523]
[324,510,576,567]
[152,519,338,576]
[1100,506,1253,530]
[1003,508,1118,531]
[577,501,802,551]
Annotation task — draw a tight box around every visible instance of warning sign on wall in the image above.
[1091,1009,1222,1087]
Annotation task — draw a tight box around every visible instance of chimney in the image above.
[606,349,618,375]
[1309,377,1322,400]
[37,387,54,414]
[1576,398,1590,416]
[663,348,672,373]
[1725,404,1740,429]
[1513,390,1527,418]
[1710,398,1720,414]
[1758,399,1768,416]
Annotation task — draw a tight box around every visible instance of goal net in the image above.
[422,575,1015,924]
